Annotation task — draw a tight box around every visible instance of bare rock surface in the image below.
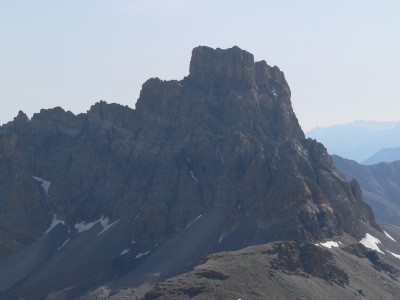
[0,46,381,299]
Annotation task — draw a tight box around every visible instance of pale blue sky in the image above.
[1,1,399,130]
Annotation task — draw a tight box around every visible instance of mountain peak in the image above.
[189,46,255,84]
[188,46,286,93]
[13,110,29,125]
[137,46,303,143]
[0,45,380,299]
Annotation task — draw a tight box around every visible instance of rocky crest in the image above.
[0,46,379,299]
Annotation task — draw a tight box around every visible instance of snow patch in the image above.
[218,233,224,243]
[32,176,51,196]
[75,220,99,233]
[190,171,199,183]
[387,250,400,259]
[57,238,70,251]
[74,216,119,234]
[275,146,279,159]
[45,214,65,234]
[320,241,339,249]
[119,249,130,256]
[134,204,145,221]
[384,231,396,242]
[186,214,202,228]
[359,233,385,254]
[135,250,151,259]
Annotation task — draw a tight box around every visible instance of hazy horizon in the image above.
[1,1,399,131]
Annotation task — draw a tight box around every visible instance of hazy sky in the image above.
[1,1,399,131]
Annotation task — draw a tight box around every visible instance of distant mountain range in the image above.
[307,121,400,163]
[362,147,400,165]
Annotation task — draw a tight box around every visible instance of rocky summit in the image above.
[0,46,383,299]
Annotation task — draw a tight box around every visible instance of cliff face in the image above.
[0,46,376,270]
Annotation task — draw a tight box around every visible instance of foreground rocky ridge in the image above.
[140,238,400,300]
[86,224,400,300]
[0,46,379,299]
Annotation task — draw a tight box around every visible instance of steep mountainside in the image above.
[0,46,380,299]
[333,155,400,225]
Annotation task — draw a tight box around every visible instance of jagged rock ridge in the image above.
[0,46,378,299]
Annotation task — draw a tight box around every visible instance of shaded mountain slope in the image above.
[332,155,400,226]
[0,46,378,299]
